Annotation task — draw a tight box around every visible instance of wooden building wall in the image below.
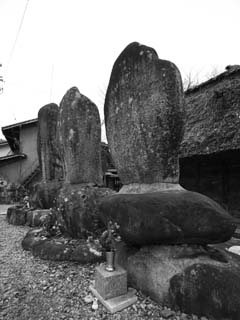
[180,150,240,219]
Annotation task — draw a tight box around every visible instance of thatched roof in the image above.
[180,65,240,158]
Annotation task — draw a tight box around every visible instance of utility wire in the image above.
[5,0,30,78]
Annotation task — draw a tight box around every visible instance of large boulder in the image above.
[57,183,115,238]
[127,244,240,320]
[32,239,103,263]
[99,190,236,245]
[22,228,103,263]
[58,87,102,185]
[104,42,184,186]
[6,206,27,225]
[169,262,240,320]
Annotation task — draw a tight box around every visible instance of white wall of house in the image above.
[0,123,39,183]
[0,143,11,157]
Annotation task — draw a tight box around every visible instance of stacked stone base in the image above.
[127,245,240,320]
[100,188,239,319]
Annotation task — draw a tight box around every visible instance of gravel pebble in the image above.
[0,214,209,320]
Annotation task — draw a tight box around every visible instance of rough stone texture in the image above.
[95,264,127,300]
[58,87,102,185]
[37,103,63,182]
[127,244,240,319]
[104,42,184,185]
[33,180,63,209]
[6,206,28,225]
[169,262,240,319]
[26,209,52,227]
[99,190,236,246]
[56,183,115,239]
[22,228,103,263]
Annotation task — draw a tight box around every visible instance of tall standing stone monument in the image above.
[56,87,114,238]
[101,42,235,244]
[100,42,239,319]
[38,103,63,182]
[105,42,184,193]
[58,87,102,185]
[35,103,63,209]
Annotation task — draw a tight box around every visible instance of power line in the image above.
[6,0,30,76]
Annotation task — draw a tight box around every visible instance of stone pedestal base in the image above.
[91,263,137,313]
[95,264,127,299]
[90,285,137,313]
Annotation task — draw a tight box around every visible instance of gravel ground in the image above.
[0,214,208,320]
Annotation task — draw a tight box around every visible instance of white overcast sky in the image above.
[0,0,240,140]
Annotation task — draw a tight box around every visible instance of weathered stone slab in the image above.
[94,264,127,300]
[37,103,63,182]
[100,190,236,245]
[104,42,184,185]
[58,87,102,185]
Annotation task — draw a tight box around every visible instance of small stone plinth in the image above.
[90,285,137,314]
[95,264,127,300]
[91,264,137,313]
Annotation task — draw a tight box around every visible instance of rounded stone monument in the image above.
[35,103,63,209]
[105,42,184,193]
[100,43,237,318]
[58,87,102,185]
[37,103,63,182]
[56,87,115,238]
